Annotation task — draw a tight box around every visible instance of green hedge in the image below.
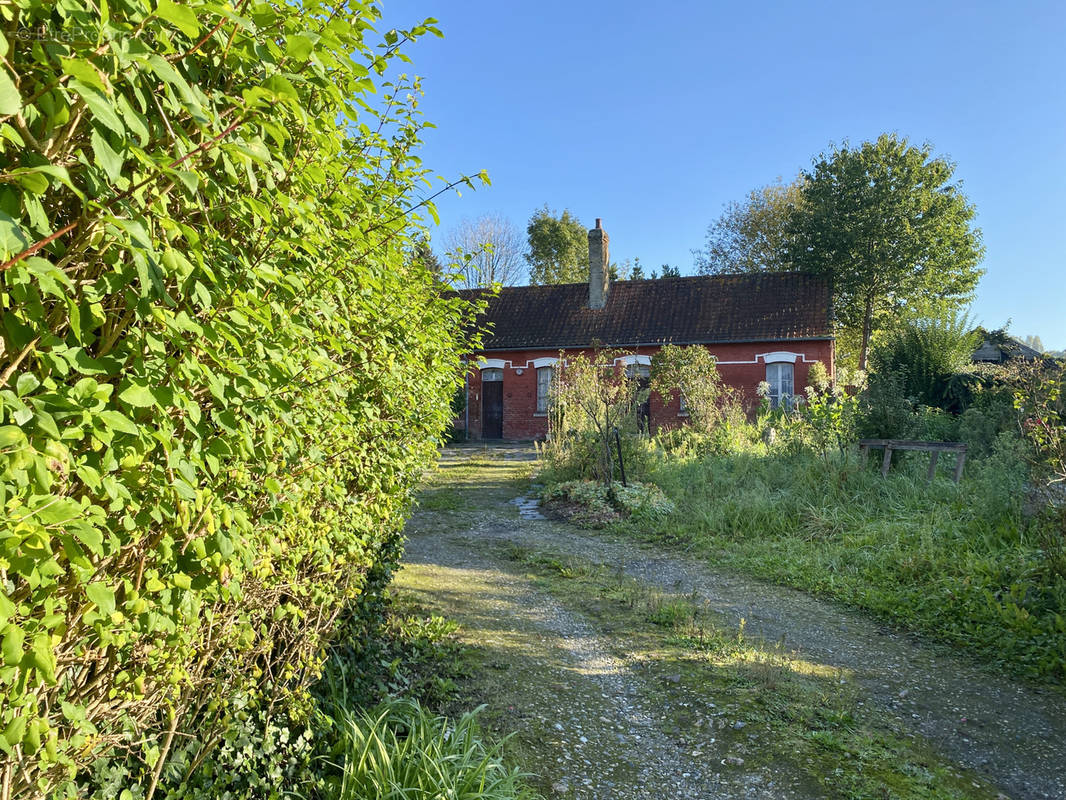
[0,2,481,796]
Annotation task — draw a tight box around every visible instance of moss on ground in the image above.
[505,547,1004,800]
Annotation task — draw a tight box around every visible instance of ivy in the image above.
[0,2,484,796]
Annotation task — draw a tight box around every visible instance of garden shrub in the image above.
[0,2,483,796]
[868,311,979,410]
[1012,360,1066,486]
[542,479,675,526]
[650,344,740,433]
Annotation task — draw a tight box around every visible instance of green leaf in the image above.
[262,74,298,101]
[3,716,26,748]
[285,33,315,61]
[76,465,102,490]
[172,573,192,590]
[69,80,125,137]
[73,526,104,556]
[30,634,56,685]
[85,583,116,616]
[98,410,140,436]
[264,477,282,494]
[61,58,106,92]
[119,383,157,408]
[156,0,201,39]
[0,209,29,260]
[1,626,24,666]
[0,426,27,449]
[15,373,39,397]
[23,257,73,298]
[0,70,20,116]
[91,129,124,182]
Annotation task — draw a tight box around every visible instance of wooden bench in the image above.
[858,439,968,483]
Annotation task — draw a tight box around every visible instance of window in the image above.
[765,362,794,409]
[536,366,553,413]
[481,368,503,382]
[625,364,651,381]
[678,392,688,415]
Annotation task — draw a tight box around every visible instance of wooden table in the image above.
[858,439,968,483]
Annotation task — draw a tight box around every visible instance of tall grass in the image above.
[326,699,531,800]
[600,434,1066,682]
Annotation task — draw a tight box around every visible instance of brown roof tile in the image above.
[461,272,832,351]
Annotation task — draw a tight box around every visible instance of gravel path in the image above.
[403,444,1066,800]
[403,540,790,799]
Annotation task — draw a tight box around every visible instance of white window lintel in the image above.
[478,358,508,370]
[759,351,799,364]
[613,354,652,367]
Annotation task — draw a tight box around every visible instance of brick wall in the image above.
[457,340,835,440]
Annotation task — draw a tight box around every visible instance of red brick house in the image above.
[458,220,834,440]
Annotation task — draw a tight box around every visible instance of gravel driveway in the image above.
[400,444,1066,800]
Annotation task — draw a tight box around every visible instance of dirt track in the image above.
[398,444,1066,800]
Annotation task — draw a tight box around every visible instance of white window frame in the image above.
[765,362,794,409]
[535,366,553,414]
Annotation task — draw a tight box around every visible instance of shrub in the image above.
[1013,361,1066,486]
[542,480,675,526]
[650,344,741,433]
[868,311,979,411]
[0,2,482,795]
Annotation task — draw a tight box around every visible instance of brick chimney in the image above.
[588,218,609,310]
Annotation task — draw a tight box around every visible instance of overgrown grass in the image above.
[324,700,533,800]
[621,439,1066,682]
[541,426,1066,683]
[507,546,1004,799]
[310,593,536,800]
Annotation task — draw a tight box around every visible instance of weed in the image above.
[326,699,533,800]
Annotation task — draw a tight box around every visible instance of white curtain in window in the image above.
[536,366,553,413]
[766,362,794,409]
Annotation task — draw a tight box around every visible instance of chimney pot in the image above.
[595,218,602,229]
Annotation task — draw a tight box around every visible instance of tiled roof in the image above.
[460,272,832,351]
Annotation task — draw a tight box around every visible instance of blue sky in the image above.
[379,1,1066,349]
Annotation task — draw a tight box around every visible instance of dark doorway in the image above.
[627,363,651,434]
[481,376,503,439]
[636,376,651,433]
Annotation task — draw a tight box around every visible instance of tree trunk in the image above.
[859,293,874,372]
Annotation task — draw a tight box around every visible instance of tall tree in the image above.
[787,135,984,371]
[694,177,806,274]
[409,234,442,275]
[526,206,588,284]
[445,214,525,287]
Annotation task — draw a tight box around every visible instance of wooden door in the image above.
[482,381,503,439]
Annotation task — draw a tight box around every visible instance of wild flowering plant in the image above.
[1013,362,1066,485]
[547,349,646,484]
